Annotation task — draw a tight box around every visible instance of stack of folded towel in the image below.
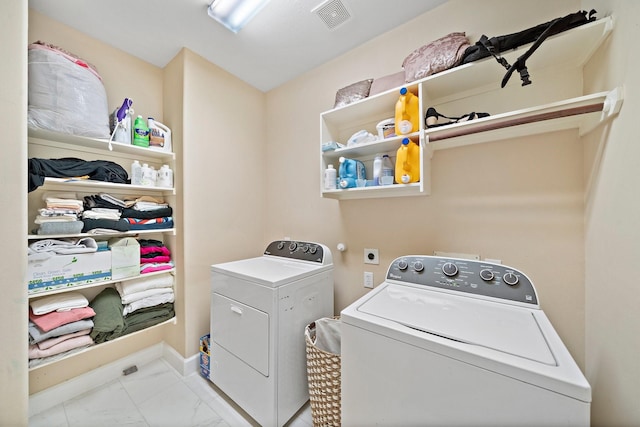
[28,292,95,368]
[116,274,175,316]
[27,237,98,261]
[34,193,84,235]
[81,193,173,234]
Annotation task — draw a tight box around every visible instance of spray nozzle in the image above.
[116,98,133,122]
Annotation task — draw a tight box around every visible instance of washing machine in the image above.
[210,240,333,427]
[341,255,591,426]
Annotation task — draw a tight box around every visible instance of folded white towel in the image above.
[30,292,89,315]
[123,291,175,316]
[118,286,174,305]
[116,274,174,296]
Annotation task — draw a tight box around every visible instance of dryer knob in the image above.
[309,245,318,254]
[413,261,424,272]
[288,242,298,251]
[397,260,409,271]
[503,272,519,286]
[302,245,310,253]
[442,262,458,277]
[277,241,285,250]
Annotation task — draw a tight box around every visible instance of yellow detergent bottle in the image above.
[395,138,420,184]
[395,87,420,135]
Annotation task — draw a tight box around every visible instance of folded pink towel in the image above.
[28,334,94,359]
[29,306,96,332]
[36,328,91,350]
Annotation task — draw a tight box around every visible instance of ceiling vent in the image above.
[312,0,351,30]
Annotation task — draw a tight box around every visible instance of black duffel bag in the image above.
[461,9,597,87]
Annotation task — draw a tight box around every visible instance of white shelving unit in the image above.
[320,16,619,201]
[27,127,178,370]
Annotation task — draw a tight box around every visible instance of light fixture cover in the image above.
[208,0,270,33]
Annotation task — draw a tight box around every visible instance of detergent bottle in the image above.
[395,138,420,184]
[338,157,366,189]
[395,87,420,135]
[133,115,150,147]
[148,118,172,152]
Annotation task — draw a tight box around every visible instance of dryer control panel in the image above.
[386,256,538,306]
[263,240,331,264]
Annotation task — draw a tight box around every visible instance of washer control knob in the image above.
[277,241,285,250]
[442,262,458,277]
[288,242,298,251]
[503,272,519,286]
[397,260,409,271]
[479,269,495,281]
[302,245,310,253]
[413,261,424,272]
[309,245,318,254]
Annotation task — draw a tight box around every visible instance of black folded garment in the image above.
[82,218,130,233]
[121,206,173,219]
[29,157,129,192]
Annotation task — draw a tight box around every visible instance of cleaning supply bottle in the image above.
[338,157,366,189]
[130,160,142,185]
[395,138,420,184]
[140,163,154,186]
[157,164,174,188]
[373,155,383,186]
[324,164,337,190]
[133,115,150,147]
[395,87,420,136]
[148,118,172,151]
[381,154,394,185]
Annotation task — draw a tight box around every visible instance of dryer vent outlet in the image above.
[312,0,352,30]
[364,248,379,265]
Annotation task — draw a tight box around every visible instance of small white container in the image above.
[324,164,337,190]
[376,118,396,140]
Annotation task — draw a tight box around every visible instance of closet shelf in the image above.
[28,269,176,299]
[426,88,623,150]
[40,177,175,195]
[323,132,420,160]
[28,316,177,371]
[322,183,423,200]
[27,228,176,240]
[28,128,175,161]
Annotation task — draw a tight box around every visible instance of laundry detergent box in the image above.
[27,251,112,295]
[200,333,211,379]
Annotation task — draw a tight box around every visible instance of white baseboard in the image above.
[29,342,198,417]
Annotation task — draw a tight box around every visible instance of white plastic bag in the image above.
[28,43,110,139]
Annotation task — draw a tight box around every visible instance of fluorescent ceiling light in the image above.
[207,0,270,33]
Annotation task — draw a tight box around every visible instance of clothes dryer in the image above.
[210,240,333,427]
[341,255,590,426]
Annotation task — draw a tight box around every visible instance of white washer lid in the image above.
[211,256,329,287]
[357,284,556,365]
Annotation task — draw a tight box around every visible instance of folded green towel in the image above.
[89,288,125,344]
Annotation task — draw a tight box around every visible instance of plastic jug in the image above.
[131,160,142,185]
[381,154,394,185]
[148,118,172,152]
[395,87,419,135]
[324,164,337,190]
[338,157,366,189]
[395,138,420,184]
[157,164,174,188]
[373,155,383,186]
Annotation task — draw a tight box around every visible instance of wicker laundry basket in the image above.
[305,317,341,427]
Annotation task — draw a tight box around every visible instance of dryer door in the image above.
[212,293,269,376]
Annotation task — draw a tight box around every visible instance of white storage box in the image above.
[28,251,111,294]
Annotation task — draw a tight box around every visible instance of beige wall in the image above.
[266,0,586,368]
[0,0,28,425]
[583,1,640,425]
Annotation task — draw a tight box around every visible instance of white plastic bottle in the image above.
[324,164,337,190]
[381,155,394,185]
[373,155,383,186]
[131,160,142,185]
[157,164,174,188]
[150,166,158,187]
[140,163,153,186]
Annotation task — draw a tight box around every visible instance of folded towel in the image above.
[122,303,174,335]
[36,328,91,350]
[89,288,125,344]
[119,287,173,305]
[123,291,175,316]
[115,274,174,296]
[28,334,94,359]
[30,291,89,315]
[29,319,94,344]
[29,238,97,254]
[29,306,95,333]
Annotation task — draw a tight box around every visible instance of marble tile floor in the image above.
[29,358,313,427]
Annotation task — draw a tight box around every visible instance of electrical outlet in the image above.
[364,248,379,265]
[364,271,374,288]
